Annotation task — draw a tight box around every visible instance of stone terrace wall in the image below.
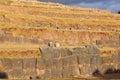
[0,46,120,79]
[0,30,40,44]
[0,30,120,47]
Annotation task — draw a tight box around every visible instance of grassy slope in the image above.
[0,0,119,58]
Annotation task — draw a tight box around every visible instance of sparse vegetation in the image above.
[0,0,119,58]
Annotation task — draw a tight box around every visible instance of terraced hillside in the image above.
[0,0,120,79]
[0,0,120,58]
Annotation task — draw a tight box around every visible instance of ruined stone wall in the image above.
[0,30,120,47]
[0,30,40,44]
[0,46,120,79]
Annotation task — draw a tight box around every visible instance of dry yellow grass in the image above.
[0,0,119,58]
[99,47,117,57]
[0,44,45,58]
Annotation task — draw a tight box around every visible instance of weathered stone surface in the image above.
[61,48,72,57]
[73,47,82,54]
[48,42,53,47]
[23,58,36,69]
[44,59,53,69]
[78,55,84,64]
[87,45,100,54]
[62,56,70,67]
[62,66,70,78]
[52,48,61,59]
[96,40,102,45]
[91,56,101,65]
[40,47,52,59]
[15,35,25,43]
[23,69,36,79]
[10,68,23,78]
[60,48,68,57]
[84,55,91,64]
[70,65,80,76]
[36,69,45,78]
[82,45,100,54]
[54,43,60,47]
[0,58,12,69]
[11,59,22,69]
[70,55,78,65]
[37,58,45,69]
[51,68,62,78]
[52,58,62,68]
[31,35,39,43]
[43,69,51,78]
[80,65,86,75]
[113,53,120,63]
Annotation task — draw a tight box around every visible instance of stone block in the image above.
[54,43,60,47]
[37,58,45,69]
[36,69,45,78]
[70,65,80,76]
[15,35,25,43]
[23,68,36,79]
[113,54,120,63]
[78,55,84,64]
[60,48,68,57]
[88,46,100,54]
[51,68,62,78]
[44,59,52,69]
[81,48,89,54]
[84,55,90,64]
[80,64,91,76]
[48,42,53,47]
[90,56,95,64]
[23,58,36,69]
[62,57,70,67]
[10,68,23,78]
[0,58,12,69]
[40,47,52,59]
[70,55,78,65]
[73,47,82,54]
[66,49,72,56]
[61,48,72,57]
[62,66,70,78]
[52,58,62,68]
[96,40,102,45]
[96,56,102,65]
[11,59,22,69]
[31,35,39,43]
[43,69,51,78]
[52,48,61,59]
[83,45,100,54]
[80,65,86,75]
